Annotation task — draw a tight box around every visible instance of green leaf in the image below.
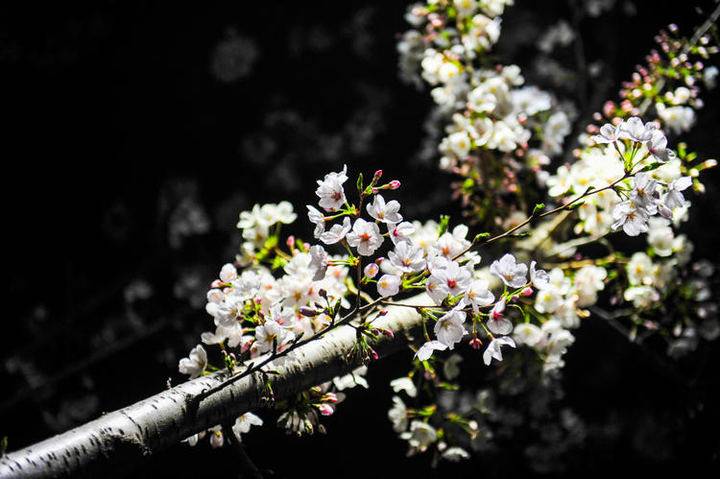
[438,215,450,236]
[532,203,545,215]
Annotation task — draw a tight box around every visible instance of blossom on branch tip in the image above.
[367,194,403,224]
[315,165,348,212]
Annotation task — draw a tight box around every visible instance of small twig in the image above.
[222,421,264,479]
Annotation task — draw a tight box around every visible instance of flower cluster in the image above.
[398,0,572,231]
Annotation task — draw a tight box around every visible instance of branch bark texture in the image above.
[0,294,429,478]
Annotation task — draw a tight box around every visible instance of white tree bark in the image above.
[0,294,428,478]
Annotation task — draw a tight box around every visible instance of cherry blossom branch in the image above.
[0,294,430,479]
[453,172,632,260]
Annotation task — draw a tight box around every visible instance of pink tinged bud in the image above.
[211,279,223,288]
[389,180,401,190]
[521,287,534,297]
[370,348,379,361]
[373,169,383,180]
[378,309,388,317]
[381,328,394,338]
[323,392,339,403]
[372,187,379,194]
[286,235,295,250]
[318,404,334,416]
[364,262,379,279]
[492,300,506,319]
[469,337,483,350]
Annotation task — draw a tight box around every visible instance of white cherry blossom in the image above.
[377,274,401,297]
[178,345,208,379]
[482,336,516,365]
[434,308,468,348]
[461,279,495,311]
[490,253,528,288]
[612,200,649,236]
[367,195,403,224]
[415,340,448,361]
[388,241,426,273]
[346,218,383,256]
[320,217,352,245]
[315,165,349,212]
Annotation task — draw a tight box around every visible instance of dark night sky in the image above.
[2,1,720,477]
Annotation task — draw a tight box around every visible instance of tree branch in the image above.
[0,294,430,478]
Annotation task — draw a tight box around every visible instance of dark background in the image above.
[2,1,720,477]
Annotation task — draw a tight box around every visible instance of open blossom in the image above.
[490,253,528,288]
[388,241,426,273]
[401,421,437,454]
[513,323,544,347]
[612,200,649,236]
[389,221,416,244]
[646,129,674,162]
[620,117,656,142]
[482,336,516,365]
[388,396,408,433]
[346,218,383,256]
[254,319,295,354]
[219,263,238,283]
[307,205,325,238]
[377,274,401,297]
[664,176,692,210]
[320,217,352,245]
[530,261,549,289]
[178,345,208,379]
[309,245,329,281]
[462,279,495,311]
[426,260,472,304]
[434,308,468,348]
[630,173,659,214]
[315,165,348,211]
[487,298,513,335]
[415,340,448,361]
[592,122,621,144]
[390,377,418,398]
[232,412,263,439]
[367,194,403,224]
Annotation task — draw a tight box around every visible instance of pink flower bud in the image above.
[521,287,533,297]
[389,180,401,190]
[370,348,379,361]
[364,262,379,278]
[211,279,223,288]
[377,309,388,317]
[286,235,295,250]
[318,404,334,416]
[373,169,383,180]
[469,337,483,350]
[322,392,339,403]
